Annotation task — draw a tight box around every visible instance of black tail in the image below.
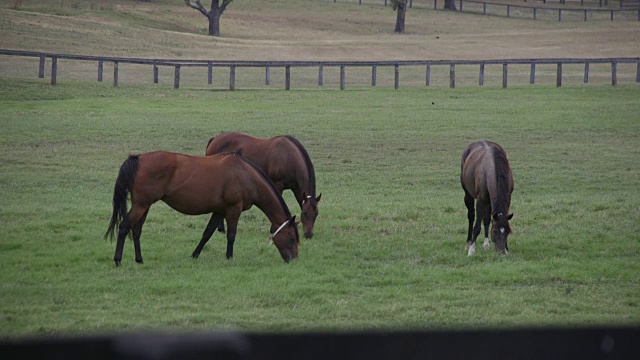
[104,155,139,240]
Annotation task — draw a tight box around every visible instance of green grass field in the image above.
[0,79,638,336]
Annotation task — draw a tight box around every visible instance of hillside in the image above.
[0,0,638,60]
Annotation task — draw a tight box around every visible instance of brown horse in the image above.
[206,132,321,239]
[104,151,299,265]
[460,141,514,255]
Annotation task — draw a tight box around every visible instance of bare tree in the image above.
[391,0,407,34]
[184,0,234,37]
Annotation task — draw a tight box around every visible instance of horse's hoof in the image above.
[114,260,121,267]
[191,252,199,259]
[136,259,143,264]
[467,243,476,256]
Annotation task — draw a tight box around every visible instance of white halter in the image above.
[268,219,290,242]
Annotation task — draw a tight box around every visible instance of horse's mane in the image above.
[232,152,293,219]
[492,145,512,221]
[283,135,316,195]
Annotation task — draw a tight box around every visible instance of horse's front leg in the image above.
[469,201,486,256]
[192,213,224,258]
[482,204,491,250]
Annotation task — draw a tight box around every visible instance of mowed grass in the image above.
[0,78,638,336]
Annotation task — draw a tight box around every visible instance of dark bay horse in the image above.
[460,141,514,255]
[206,132,321,239]
[104,151,299,265]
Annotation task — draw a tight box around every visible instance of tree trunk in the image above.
[208,10,222,36]
[444,0,457,11]
[394,2,406,33]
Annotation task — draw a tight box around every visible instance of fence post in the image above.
[340,65,345,90]
[285,65,291,90]
[265,66,270,86]
[174,65,180,89]
[584,9,587,22]
[113,61,118,88]
[229,65,235,91]
[636,62,640,83]
[51,56,57,85]
[584,62,590,83]
[318,65,324,86]
[611,61,617,86]
[556,63,562,87]
[153,62,159,84]
[610,10,613,21]
[98,59,103,82]
[208,62,213,85]
[502,63,508,88]
[449,64,455,89]
[479,63,485,86]
[460,0,463,12]
[426,64,431,86]
[394,64,399,89]
[533,7,537,20]
[559,9,562,22]
[371,65,377,86]
[434,0,437,10]
[39,55,45,79]
[530,63,536,84]
[507,5,510,17]
[483,2,486,14]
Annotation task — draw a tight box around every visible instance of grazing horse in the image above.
[460,141,514,256]
[206,132,321,239]
[104,151,299,265]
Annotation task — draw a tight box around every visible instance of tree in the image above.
[444,0,457,11]
[184,0,234,37]
[391,0,407,34]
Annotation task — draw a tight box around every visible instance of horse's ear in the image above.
[316,193,322,202]
[507,213,514,220]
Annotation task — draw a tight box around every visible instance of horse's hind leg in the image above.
[114,223,130,267]
[113,204,148,266]
[482,204,491,250]
[224,210,241,260]
[131,210,149,264]
[192,213,224,258]
[464,192,475,253]
[217,221,225,234]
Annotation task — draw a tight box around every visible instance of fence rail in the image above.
[329,0,640,21]
[1,50,639,90]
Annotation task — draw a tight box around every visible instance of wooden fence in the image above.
[330,0,640,21]
[1,50,639,90]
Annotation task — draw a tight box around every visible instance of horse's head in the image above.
[270,216,299,263]
[301,192,321,239]
[491,212,513,254]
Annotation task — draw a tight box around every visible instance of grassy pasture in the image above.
[0,79,638,336]
[0,0,639,339]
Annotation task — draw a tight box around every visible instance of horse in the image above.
[460,141,514,256]
[205,132,321,239]
[104,150,299,265]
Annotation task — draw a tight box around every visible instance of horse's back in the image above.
[461,141,501,199]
